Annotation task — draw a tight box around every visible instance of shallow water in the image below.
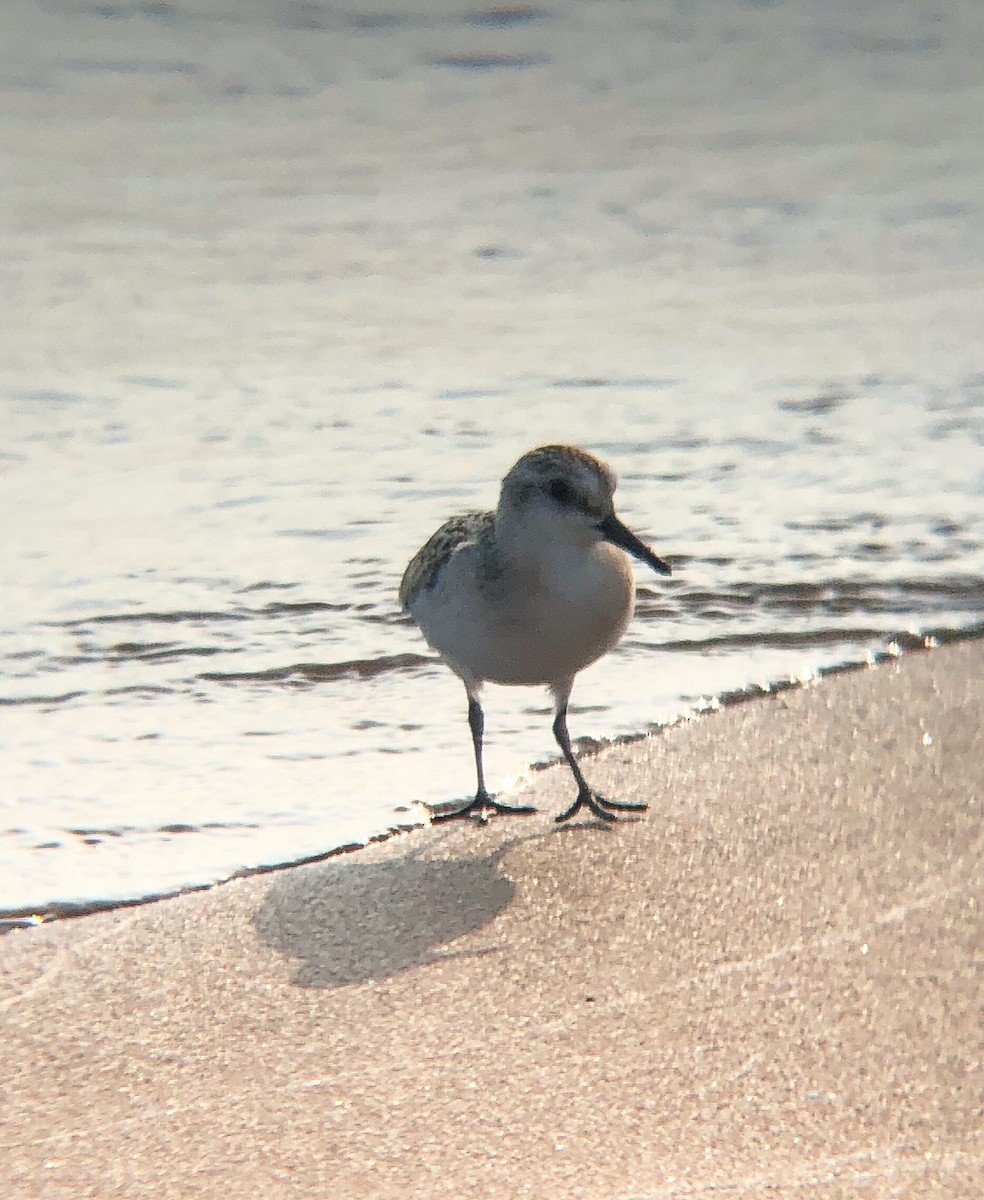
[2,0,983,915]
[3,377,982,915]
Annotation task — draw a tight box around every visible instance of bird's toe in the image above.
[431,793,536,823]
[554,790,645,823]
[597,795,648,813]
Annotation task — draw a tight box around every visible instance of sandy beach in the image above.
[2,639,981,1198]
[4,0,984,916]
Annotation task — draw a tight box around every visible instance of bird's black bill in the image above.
[597,513,672,576]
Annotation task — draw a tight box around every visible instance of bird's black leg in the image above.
[432,693,537,823]
[551,700,648,823]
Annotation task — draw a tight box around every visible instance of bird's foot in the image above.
[554,789,648,823]
[431,791,537,824]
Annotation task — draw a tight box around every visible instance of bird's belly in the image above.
[482,598,631,685]
[414,542,635,687]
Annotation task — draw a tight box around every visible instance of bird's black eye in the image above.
[547,477,574,506]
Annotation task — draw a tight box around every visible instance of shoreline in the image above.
[3,621,982,929]
[3,638,981,1197]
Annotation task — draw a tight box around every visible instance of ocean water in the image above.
[2,0,983,916]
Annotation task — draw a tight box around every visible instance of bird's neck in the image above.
[493,504,612,590]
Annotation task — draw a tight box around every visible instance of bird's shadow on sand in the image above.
[253,836,521,990]
[253,821,620,989]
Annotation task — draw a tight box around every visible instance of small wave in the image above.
[200,652,431,686]
[428,52,549,70]
[63,821,263,839]
[0,690,84,707]
[50,609,251,628]
[260,601,350,616]
[466,6,547,28]
[666,576,984,618]
[49,599,355,636]
[104,685,173,698]
[105,642,226,662]
[653,627,892,654]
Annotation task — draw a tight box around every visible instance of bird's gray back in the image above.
[399,510,496,611]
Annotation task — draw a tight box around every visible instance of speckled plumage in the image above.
[511,443,617,496]
[398,510,495,612]
[401,444,672,823]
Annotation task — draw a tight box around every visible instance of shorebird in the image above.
[400,444,672,823]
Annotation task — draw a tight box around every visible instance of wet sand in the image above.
[2,640,982,1198]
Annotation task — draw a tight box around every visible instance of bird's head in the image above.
[498,444,671,576]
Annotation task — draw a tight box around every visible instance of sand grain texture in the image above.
[2,643,982,1198]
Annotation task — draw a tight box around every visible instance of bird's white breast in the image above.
[411,535,635,688]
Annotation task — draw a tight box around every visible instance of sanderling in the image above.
[400,444,672,823]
